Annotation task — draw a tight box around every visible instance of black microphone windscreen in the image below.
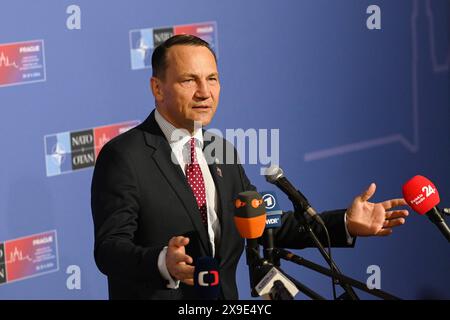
[193,256,220,300]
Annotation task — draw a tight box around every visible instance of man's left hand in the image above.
[346,183,409,237]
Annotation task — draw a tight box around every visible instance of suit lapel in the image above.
[203,134,227,222]
[208,162,226,221]
[203,134,234,260]
[140,112,212,255]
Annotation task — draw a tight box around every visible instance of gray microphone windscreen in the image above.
[264,165,284,183]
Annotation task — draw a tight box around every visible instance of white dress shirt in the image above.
[155,109,221,289]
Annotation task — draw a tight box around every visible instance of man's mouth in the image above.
[192,105,211,110]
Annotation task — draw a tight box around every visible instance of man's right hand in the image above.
[166,236,195,286]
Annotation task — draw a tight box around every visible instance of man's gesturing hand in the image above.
[166,236,195,285]
[346,183,409,237]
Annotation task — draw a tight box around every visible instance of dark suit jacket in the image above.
[91,110,354,300]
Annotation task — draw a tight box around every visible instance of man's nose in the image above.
[194,80,211,99]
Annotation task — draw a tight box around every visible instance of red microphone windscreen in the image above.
[402,175,440,215]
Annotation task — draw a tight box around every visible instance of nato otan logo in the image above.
[129,21,217,70]
[44,120,139,177]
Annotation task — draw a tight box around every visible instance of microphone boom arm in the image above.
[293,204,360,300]
[275,248,401,300]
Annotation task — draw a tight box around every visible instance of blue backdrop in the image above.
[0,0,448,299]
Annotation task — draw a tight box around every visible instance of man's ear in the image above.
[150,77,164,102]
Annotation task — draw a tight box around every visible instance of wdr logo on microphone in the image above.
[261,191,282,228]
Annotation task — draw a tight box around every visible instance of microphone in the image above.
[270,280,295,300]
[263,166,360,300]
[234,191,266,296]
[254,265,299,300]
[234,190,267,239]
[193,256,220,299]
[402,175,450,242]
[234,191,321,300]
[264,165,325,226]
[260,191,283,264]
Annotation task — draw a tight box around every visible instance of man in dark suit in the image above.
[91,35,409,300]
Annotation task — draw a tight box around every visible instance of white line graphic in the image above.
[304,0,448,162]
[0,52,19,69]
[426,0,449,73]
[6,247,32,264]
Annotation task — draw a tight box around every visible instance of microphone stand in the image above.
[279,268,326,300]
[275,247,401,300]
[262,228,280,266]
[252,237,401,299]
[253,245,400,300]
[293,204,360,300]
[245,239,263,297]
[427,207,450,242]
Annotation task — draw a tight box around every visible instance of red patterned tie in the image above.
[186,137,208,226]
